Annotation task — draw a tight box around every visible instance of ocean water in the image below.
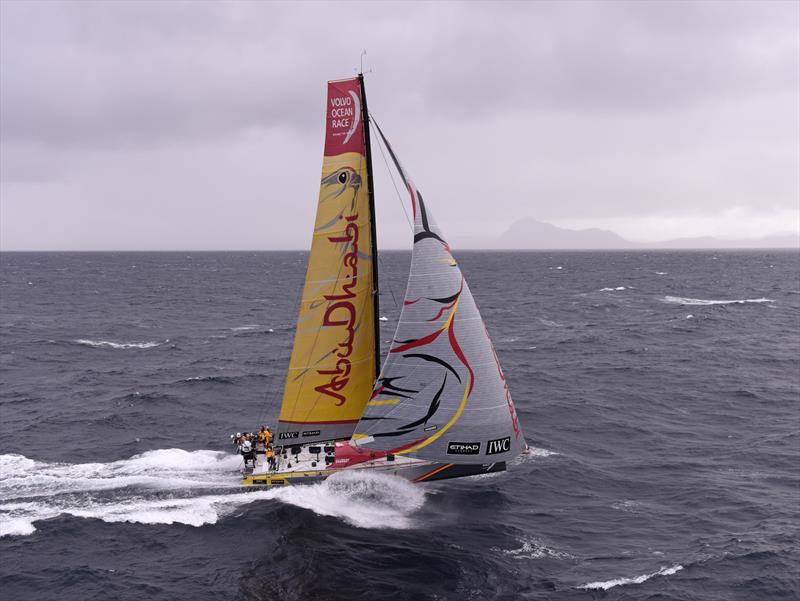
[1,250,798,601]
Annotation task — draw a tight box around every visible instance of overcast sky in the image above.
[1,0,798,250]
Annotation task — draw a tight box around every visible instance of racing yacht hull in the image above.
[240,441,506,487]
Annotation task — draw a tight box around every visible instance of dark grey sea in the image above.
[1,250,798,600]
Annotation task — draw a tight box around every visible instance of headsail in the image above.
[351,123,525,463]
[276,77,377,446]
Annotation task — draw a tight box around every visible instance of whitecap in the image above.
[74,339,166,349]
[510,447,558,465]
[539,319,562,327]
[0,516,38,537]
[599,286,626,292]
[529,447,558,458]
[493,536,573,560]
[579,565,683,590]
[611,499,643,513]
[230,325,261,331]
[379,316,389,321]
[661,296,774,306]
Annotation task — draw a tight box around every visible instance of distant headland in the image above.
[452,218,799,250]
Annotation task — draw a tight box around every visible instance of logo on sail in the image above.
[279,431,299,440]
[486,436,511,455]
[314,213,360,406]
[447,441,481,455]
[329,91,361,145]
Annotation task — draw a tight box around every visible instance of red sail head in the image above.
[324,79,365,156]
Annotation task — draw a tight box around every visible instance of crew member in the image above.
[257,426,272,447]
[266,446,276,471]
[241,435,254,468]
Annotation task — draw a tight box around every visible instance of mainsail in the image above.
[351,123,526,464]
[276,77,378,446]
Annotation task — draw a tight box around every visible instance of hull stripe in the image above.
[414,463,453,482]
[278,419,360,425]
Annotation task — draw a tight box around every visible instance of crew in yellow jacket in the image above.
[257,426,272,446]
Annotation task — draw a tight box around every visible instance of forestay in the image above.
[351,123,526,464]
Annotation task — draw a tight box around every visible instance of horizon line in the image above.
[1,246,798,253]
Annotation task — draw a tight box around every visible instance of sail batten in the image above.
[275,78,377,446]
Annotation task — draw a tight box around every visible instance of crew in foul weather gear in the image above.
[257,426,272,446]
[266,447,275,470]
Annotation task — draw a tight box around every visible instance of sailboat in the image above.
[240,74,525,487]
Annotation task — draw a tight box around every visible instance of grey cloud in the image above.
[5,1,796,149]
[0,0,797,250]
[0,2,322,148]
[422,1,798,116]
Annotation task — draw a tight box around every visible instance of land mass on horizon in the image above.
[452,218,799,250]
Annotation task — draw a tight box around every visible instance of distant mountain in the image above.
[649,233,799,249]
[452,218,799,250]
[455,218,632,249]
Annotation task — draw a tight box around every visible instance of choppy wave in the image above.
[494,536,573,560]
[507,447,558,468]
[661,296,774,306]
[600,286,626,292]
[73,339,166,349]
[539,318,563,328]
[0,450,426,537]
[528,447,558,458]
[611,499,644,513]
[230,324,274,333]
[178,375,235,384]
[579,565,683,590]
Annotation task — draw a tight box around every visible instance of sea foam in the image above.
[73,339,166,349]
[494,536,573,560]
[579,564,683,590]
[661,296,774,306]
[0,450,426,536]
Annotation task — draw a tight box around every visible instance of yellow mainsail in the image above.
[276,77,377,445]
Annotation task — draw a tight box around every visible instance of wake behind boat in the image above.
[234,74,525,487]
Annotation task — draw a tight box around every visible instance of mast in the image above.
[358,73,381,379]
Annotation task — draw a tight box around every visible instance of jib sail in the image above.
[350,123,525,463]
